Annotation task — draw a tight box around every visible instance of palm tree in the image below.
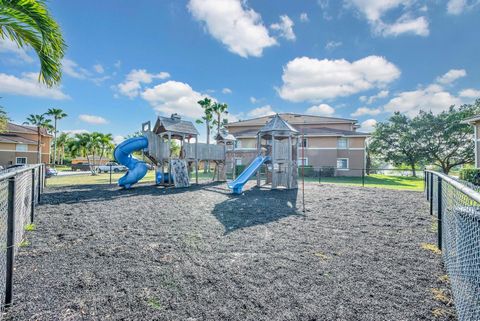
[55,132,69,164]
[0,100,8,133]
[196,97,214,173]
[68,133,100,174]
[211,102,229,135]
[45,108,67,165]
[0,0,66,86]
[96,133,114,165]
[24,113,53,132]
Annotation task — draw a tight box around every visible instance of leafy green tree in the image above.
[369,112,424,176]
[415,102,480,174]
[24,113,53,132]
[0,100,8,132]
[0,0,66,86]
[211,102,229,135]
[96,132,114,164]
[196,97,214,172]
[55,132,69,164]
[45,108,67,165]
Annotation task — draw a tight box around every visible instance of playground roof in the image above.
[153,114,199,137]
[215,129,236,142]
[258,114,298,136]
[233,127,369,138]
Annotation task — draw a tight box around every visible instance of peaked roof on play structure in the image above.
[153,113,199,136]
[258,114,299,136]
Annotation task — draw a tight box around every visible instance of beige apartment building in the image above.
[224,113,369,176]
[0,123,52,167]
[463,115,480,168]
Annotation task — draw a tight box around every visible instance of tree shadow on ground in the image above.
[41,181,225,205]
[211,187,303,234]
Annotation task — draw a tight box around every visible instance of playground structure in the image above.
[228,114,299,194]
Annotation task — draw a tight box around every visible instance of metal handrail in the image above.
[425,170,480,204]
[0,164,44,182]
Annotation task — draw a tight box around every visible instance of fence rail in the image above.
[425,170,480,321]
[0,164,45,313]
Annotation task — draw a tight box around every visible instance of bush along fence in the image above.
[425,170,480,321]
[0,164,45,312]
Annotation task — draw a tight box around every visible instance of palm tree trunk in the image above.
[53,118,57,166]
[205,121,210,173]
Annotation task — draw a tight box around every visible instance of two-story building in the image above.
[225,113,369,176]
[0,122,52,167]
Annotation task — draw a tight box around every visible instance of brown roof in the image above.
[0,134,38,144]
[233,126,369,138]
[6,122,52,136]
[226,113,358,127]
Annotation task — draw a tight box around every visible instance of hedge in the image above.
[459,168,480,185]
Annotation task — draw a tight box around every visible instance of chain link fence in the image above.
[425,170,480,321]
[0,164,45,313]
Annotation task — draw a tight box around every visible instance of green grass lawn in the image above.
[304,174,424,191]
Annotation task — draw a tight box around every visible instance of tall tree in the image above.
[211,102,229,135]
[0,0,66,86]
[196,97,214,173]
[55,132,69,164]
[369,112,424,176]
[45,108,67,165]
[0,99,8,132]
[97,132,114,165]
[24,113,53,131]
[416,102,480,174]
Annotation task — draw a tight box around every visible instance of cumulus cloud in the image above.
[351,107,382,117]
[359,119,377,132]
[188,0,277,58]
[459,88,480,99]
[306,104,335,116]
[362,90,389,104]
[0,38,33,63]
[270,15,296,41]
[117,69,170,98]
[247,105,276,118]
[79,114,108,125]
[278,56,400,102]
[141,80,207,118]
[436,69,467,84]
[346,0,429,37]
[62,129,89,135]
[62,58,91,79]
[300,13,309,22]
[113,135,125,145]
[0,72,69,100]
[222,87,232,94]
[447,0,479,14]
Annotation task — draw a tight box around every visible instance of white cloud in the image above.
[117,69,170,98]
[351,106,382,117]
[376,15,429,37]
[346,0,429,37]
[222,87,232,94]
[0,38,33,63]
[446,0,479,14]
[250,96,258,104]
[359,119,377,132]
[247,105,276,118]
[279,56,400,102]
[62,129,89,135]
[300,13,309,22]
[113,135,125,145]
[459,88,480,99]
[325,41,342,50]
[436,69,467,84]
[270,15,296,41]
[62,58,91,79]
[141,80,207,118]
[364,90,389,104]
[93,64,104,74]
[79,114,108,125]
[0,72,69,100]
[114,60,122,69]
[187,0,277,58]
[306,104,335,116]
[383,84,462,116]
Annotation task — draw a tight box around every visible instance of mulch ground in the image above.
[5,181,455,320]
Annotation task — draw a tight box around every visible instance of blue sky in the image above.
[1,0,480,143]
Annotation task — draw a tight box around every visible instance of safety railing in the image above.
[425,170,480,321]
[0,164,45,313]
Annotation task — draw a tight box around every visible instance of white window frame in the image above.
[337,137,348,149]
[298,157,308,166]
[235,158,242,165]
[15,157,27,165]
[336,158,349,170]
[300,138,308,148]
[15,144,28,152]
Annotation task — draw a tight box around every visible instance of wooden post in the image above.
[272,134,276,189]
[168,132,172,187]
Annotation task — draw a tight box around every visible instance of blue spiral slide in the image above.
[114,136,149,189]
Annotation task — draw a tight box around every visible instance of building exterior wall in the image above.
[476,123,480,168]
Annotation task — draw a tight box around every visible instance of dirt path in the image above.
[5,182,454,320]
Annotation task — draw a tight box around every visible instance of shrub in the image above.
[319,166,335,177]
[235,165,246,175]
[298,165,314,177]
[459,168,480,185]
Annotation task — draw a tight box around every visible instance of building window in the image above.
[300,138,308,148]
[16,144,28,152]
[336,158,348,170]
[337,138,348,149]
[16,157,27,165]
[298,158,308,166]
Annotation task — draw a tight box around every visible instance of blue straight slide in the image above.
[228,155,270,194]
[114,136,149,189]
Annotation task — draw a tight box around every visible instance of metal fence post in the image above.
[362,168,365,187]
[426,172,430,201]
[5,177,16,308]
[429,173,434,215]
[437,177,443,250]
[37,167,41,204]
[30,168,35,223]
